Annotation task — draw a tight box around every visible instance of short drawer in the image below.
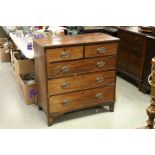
[47,56,116,78]
[119,41,143,56]
[46,46,83,63]
[130,45,143,57]
[49,85,115,113]
[119,31,144,45]
[48,70,115,95]
[85,43,118,58]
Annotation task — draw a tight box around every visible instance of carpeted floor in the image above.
[0,62,150,128]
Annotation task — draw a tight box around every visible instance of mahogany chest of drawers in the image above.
[33,33,119,126]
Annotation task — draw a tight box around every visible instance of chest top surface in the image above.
[118,26,155,39]
[33,33,119,49]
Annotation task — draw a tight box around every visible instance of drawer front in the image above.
[128,54,143,78]
[119,42,143,57]
[48,70,115,95]
[49,85,115,113]
[119,31,144,45]
[46,46,83,63]
[85,43,118,58]
[47,56,116,78]
[130,44,144,56]
[118,41,130,51]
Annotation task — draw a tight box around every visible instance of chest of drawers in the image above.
[33,33,119,126]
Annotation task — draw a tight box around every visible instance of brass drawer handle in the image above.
[96,61,106,68]
[96,93,103,99]
[63,99,70,105]
[61,66,70,73]
[97,47,106,54]
[96,77,104,83]
[61,81,71,88]
[60,51,71,58]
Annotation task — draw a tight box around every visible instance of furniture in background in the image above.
[117,27,147,91]
[33,33,119,126]
[117,27,155,93]
[146,57,155,129]
[141,37,155,93]
[79,26,118,37]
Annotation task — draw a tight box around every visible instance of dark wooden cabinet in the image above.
[141,37,155,92]
[117,27,147,90]
[33,33,119,126]
[117,27,155,93]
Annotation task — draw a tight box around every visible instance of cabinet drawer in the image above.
[48,70,115,95]
[117,49,129,71]
[119,42,143,57]
[46,46,83,63]
[85,43,118,58]
[47,56,116,78]
[49,85,115,113]
[128,54,142,78]
[119,31,144,45]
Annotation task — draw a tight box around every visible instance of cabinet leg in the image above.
[117,70,121,76]
[109,104,114,112]
[140,86,147,94]
[140,85,150,94]
[137,81,142,91]
[38,105,42,111]
[48,116,56,126]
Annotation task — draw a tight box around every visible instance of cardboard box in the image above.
[10,51,20,70]
[19,73,37,105]
[0,48,10,62]
[0,38,8,47]
[12,68,20,83]
[13,53,34,75]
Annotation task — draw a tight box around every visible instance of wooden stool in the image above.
[146,57,155,129]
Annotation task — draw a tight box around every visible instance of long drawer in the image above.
[49,85,115,113]
[46,46,83,63]
[85,43,118,58]
[48,70,115,95]
[47,56,116,78]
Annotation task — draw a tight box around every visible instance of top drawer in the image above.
[85,43,118,58]
[46,46,83,63]
[118,30,144,45]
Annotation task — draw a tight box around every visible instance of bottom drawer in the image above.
[49,85,115,113]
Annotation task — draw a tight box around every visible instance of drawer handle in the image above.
[96,77,104,83]
[134,47,138,51]
[96,93,103,99]
[61,81,71,88]
[63,99,70,105]
[60,51,70,58]
[135,37,139,41]
[96,61,106,68]
[61,66,70,73]
[97,47,106,54]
